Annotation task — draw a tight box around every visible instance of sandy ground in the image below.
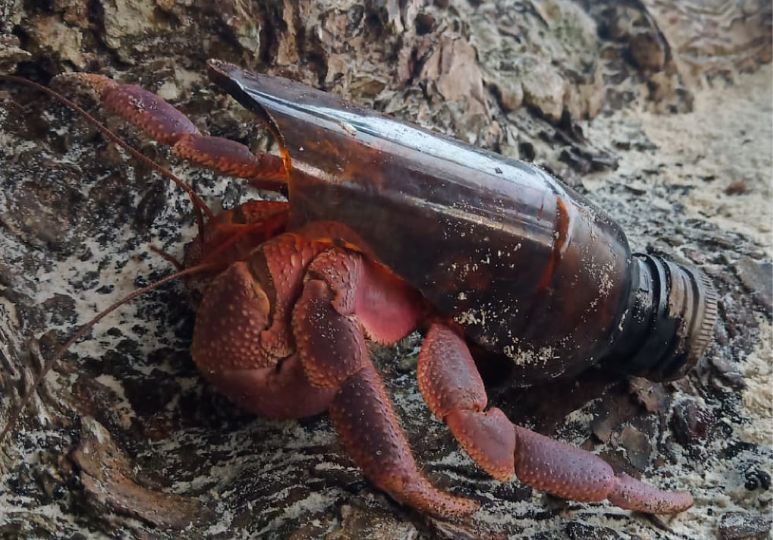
[585,66,773,249]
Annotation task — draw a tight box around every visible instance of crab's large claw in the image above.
[54,72,287,191]
[418,323,694,515]
[192,260,336,419]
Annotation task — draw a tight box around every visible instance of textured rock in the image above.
[0,34,30,72]
[420,36,488,119]
[718,511,772,540]
[735,256,773,312]
[73,416,211,530]
[644,0,773,82]
[326,505,419,540]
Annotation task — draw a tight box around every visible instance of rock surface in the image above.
[1,1,771,538]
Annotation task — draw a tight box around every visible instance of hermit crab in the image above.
[1,60,716,518]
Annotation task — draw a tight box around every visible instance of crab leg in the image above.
[418,323,516,481]
[291,251,477,517]
[56,73,287,191]
[418,323,694,514]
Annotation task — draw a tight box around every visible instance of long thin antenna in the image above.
[0,74,215,234]
[0,262,221,446]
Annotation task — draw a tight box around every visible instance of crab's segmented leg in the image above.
[184,199,290,270]
[513,426,694,513]
[56,73,287,191]
[291,252,477,517]
[418,323,516,481]
[418,323,694,514]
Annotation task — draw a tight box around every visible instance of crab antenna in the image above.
[0,261,221,446]
[0,74,215,235]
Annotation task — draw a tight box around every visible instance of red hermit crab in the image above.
[2,60,716,518]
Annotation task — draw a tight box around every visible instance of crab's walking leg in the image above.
[513,426,694,514]
[418,323,694,514]
[418,323,516,481]
[57,73,287,190]
[291,251,478,517]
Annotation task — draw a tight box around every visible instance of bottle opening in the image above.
[607,255,718,381]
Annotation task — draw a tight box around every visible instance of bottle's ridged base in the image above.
[691,269,719,364]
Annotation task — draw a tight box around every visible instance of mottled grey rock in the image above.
[73,416,211,530]
[718,511,772,540]
[735,256,773,313]
[0,34,30,72]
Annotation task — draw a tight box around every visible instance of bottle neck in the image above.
[605,255,717,381]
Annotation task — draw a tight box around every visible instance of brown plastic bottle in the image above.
[210,62,718,385]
